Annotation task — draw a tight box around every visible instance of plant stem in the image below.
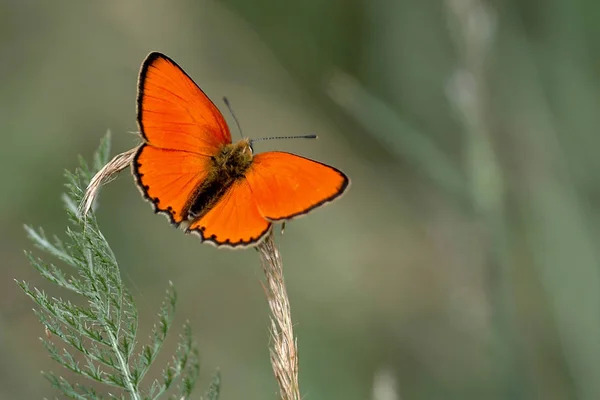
[85,246,140,400]
[257,231,301,400]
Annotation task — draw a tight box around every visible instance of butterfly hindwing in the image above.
[245,151,349,221]
[187,179,272,247]
[133,145,211,224]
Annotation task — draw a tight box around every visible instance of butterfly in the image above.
[133,52,349,248]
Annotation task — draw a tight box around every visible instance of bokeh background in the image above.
[2,0,600,399]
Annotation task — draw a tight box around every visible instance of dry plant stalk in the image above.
[257,232,301,400]
[79,147,138,216]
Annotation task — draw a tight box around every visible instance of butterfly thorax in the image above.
[184,139,253,220]
[213,139,253,177]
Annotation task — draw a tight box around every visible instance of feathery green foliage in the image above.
[17,134,220,400]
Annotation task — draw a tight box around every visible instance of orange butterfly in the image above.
[133,52,349,248]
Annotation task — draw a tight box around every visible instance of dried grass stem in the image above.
[79,147,137,217]
[257,232,301,400]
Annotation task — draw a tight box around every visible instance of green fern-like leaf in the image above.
[201,372,221,400]
[17,133,220,399]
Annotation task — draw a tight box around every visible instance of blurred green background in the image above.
[2,0,600,399]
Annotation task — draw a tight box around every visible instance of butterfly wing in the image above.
[245,151,349,221]
[137,52,231,153]
[187,179,272,247]
[133,146,210,224]
[134,52,231,223]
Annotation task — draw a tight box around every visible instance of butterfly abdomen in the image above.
[186,140,254,220]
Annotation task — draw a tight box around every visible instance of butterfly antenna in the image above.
[223,97,244,139]
[251,134,318,144]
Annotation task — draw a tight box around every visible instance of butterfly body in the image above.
[134,52,349,248]
[186,138,253,219]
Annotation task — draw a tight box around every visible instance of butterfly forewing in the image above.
[245,151,349,221]
[137,52,232,154]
